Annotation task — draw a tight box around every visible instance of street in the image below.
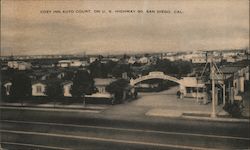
[1,108,249,150]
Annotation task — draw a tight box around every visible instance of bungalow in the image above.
[3,81,12,96]
[94,78,116,94]
[32,81,46,96]
[61,81,73,97]
[86,78,117,99]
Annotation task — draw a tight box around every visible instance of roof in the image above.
[94,78,116,86]
[58,60,80,63]
[61,80,73,86]
[220,66,245,74]
[2,80,11,85]
[180,77,205,87]
[31,78,63,85]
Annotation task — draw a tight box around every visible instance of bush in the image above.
[106,79,129,103]
[223,102,242,118]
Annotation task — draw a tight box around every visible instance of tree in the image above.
[106,79,129,103]
[152,59,192,77]
[103,60,117,77]
[154,59,173,74]
[111,64,132,78]
[63,70,75,80]
[88,60,106,78]
[1,85,7,100]
[70,70,95,104]
[173,60,193,77]
[45,81,63,107]
[45,81,63,98]
[10,73,32,99]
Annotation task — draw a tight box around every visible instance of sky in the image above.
[1,0,249,56]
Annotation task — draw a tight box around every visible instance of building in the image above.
[94,78,116,94]
[7,61,32,70]
[62,81,73,97]
[138,56,150,64]
[179,77,207,100]
[220,65,249,103]
[162,55,179,61]
[224,55,247,63]
[32,81,47,96]
[191,57,207,64]
[3,81,12,96]
[89,57,98,63]
[128,57,137,64]
[85,78,117,99]
[58,60,84,67]
[191,56,222,64]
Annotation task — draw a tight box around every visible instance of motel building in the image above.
[178,65,249,106]
[179,77,207,102]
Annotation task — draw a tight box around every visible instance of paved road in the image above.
[1,108,249,150]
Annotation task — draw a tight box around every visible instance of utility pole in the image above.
[210,60,216,118]
[196,74,199,103]
[223,84,226,106]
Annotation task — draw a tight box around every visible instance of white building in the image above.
[3,81,12,95]
[7,61,32,70]
[58,60,86,67]
[32,82,46,96]
[138,56,150,64]
[191,56,222,64]
[109,57,119,62]
[89,57,98,63]
[225,55,247,63]
[179,77,207,99]
[191,57,207,64]
[62,81,73,97]
[162,56,177,61]
[86,78,117,99]
[128,57,137,64]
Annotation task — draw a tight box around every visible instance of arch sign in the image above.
[130,71,181,86]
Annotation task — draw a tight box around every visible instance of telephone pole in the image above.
[210,59,216,118]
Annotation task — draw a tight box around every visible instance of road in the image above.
[0,108,249,150]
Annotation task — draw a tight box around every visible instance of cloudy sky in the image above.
[1,0,249,56]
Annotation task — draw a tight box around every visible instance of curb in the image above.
[181,115,250,123]
[0,104,106,111]
[0,105,103,113]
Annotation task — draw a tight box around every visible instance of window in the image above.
[198,88,204,93]
[234,82,237,88]
[186,87,192,93]
[36,86,42,93]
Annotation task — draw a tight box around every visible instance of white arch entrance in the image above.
[130,71,180,86]
[130,71,207,99]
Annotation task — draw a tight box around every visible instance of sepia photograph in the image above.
[0,0,249,149]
